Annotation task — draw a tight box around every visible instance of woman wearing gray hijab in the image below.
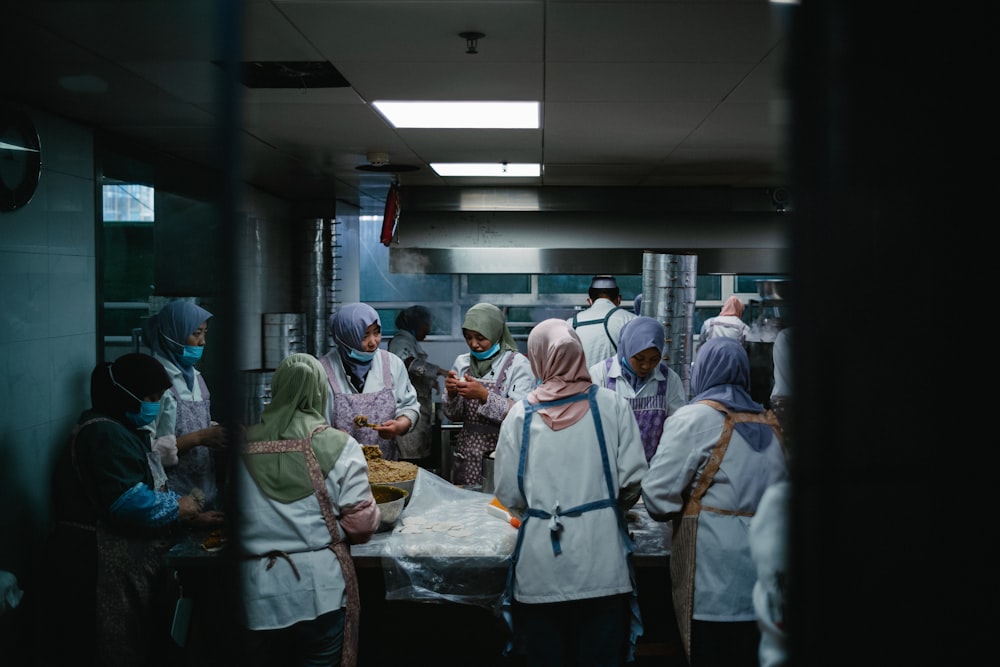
[142,299,228,509]
[387,306,447,462]
[320,303,420,461]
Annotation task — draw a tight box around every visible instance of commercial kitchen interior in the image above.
[0,1,988,664]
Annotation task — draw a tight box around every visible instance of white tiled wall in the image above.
[0,107,97,569]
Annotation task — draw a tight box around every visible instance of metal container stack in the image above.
[262,312,306,370]
[641,251,698,399]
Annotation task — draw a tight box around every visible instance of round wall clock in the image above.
[0,104,42,213]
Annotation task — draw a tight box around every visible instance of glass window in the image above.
[377,305,451,337]
[696,275,722,300]
[538,275,591,294]
[467,274,530,294]
[736,274,786,293]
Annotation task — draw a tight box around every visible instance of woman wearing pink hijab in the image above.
[696,295,750,356]
[493,318,648,666]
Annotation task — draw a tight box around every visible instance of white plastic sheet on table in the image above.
[380,469,517,610]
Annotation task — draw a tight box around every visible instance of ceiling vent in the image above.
[224,61,351,89]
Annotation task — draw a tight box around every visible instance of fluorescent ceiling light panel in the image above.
[431,163,541,177]
[373,101,540,129]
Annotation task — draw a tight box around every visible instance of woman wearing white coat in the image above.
[494,319,647,666]
[642,336,787,667]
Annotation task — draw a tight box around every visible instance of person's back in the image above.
[239,353,380,666]
[494,319,647,665]
[388,305,447,463]
[697,296,750,355]
[567,274,637,367]
[642,336,786,667]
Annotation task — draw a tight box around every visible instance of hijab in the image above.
[247,353,328,442]
[91,353,171,426]
[689,336,772,451]
[245,353,344,502]
[395,305,431,336]
[526,319,593,431]
[617,316,665,391]
[141,299,213,390]
[463,303,519,378]
[328,303,380,391]
[719,295,745,318]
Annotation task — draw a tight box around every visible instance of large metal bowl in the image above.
[371,484,408,532]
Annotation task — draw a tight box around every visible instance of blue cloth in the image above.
[109,482,180,527]
[689,337,771,451]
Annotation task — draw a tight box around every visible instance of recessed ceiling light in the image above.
[431,163,540,177]
[373,101,540,129]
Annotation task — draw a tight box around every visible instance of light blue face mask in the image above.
[181,345,204,365]
[109,365,161,428]
[470,341,500,360]
[126,401,161,428]
[348,347,376,362]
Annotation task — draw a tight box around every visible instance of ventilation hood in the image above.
[388,186,790,274]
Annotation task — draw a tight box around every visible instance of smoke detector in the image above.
[356,152,420,173]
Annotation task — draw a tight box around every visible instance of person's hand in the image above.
[372,416,412,439]
[177,494,201,521]
[188,510,225,528]
[456,375,488,402]
[445,370,461,397]
[199,424,228,450]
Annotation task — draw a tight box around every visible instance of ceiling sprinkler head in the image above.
[460,31,485,55]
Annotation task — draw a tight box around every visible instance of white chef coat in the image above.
[641,402,787,621]
[237,439,373,630]
[567,298,638,367]
[493,387,647,603]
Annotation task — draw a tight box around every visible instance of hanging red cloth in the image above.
[380,183,400,246]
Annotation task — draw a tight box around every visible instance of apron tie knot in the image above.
[548,502,564,555]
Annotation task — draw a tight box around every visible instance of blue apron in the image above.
[499,385,643,661]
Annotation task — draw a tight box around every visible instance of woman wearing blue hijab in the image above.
[142,299,228,510]
[641,336,787,667]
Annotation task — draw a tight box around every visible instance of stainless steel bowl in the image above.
[371,484,408,532]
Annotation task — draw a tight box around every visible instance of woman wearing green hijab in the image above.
[238,353,380,667]
[443,303,533,486]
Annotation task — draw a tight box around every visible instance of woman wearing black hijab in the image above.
[42,353,223,667]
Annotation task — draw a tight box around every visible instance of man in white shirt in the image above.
[567,275,637,367]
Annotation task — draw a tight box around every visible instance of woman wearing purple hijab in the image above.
[142,299,228,510]
[642,336,787,667]
[319,303,420,461]
[588,316,687,462]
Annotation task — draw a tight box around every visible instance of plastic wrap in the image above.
[381,469,518,610]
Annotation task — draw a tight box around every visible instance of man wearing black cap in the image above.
[567,275,638,366]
